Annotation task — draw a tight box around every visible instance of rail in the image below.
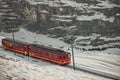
[65,65,120,80]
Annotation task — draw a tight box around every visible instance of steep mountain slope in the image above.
[21,0,120,37]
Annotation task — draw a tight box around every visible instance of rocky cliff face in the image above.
[0,0,25,32]
[23,0,120,37]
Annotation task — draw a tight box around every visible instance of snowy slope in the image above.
[0,51,110,80]
[0,28,68,50]
[0,28,120,79]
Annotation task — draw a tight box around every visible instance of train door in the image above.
[57,54,63,63]
[50,52,56,59]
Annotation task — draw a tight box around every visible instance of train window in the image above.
[30,48,35,53]
[39,50,44,55]
[33,48,37,53]
[15,43,26,51]
[51,53,56,59]
[34,49,38,53]
[66,55,68,58]
[63,56,65,59]
[2,41,5,44]
[15,44,19,48]
[32,48,44,55]
[59,56,62,59]
[45,52,49,56]
[9,42,13,47]
[35,49,39,53]
[65,55,67,58]
[4,41,10,46]
[2,41,6,45]
[63,54,68,59]
[34,48,42,54]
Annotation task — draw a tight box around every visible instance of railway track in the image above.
[65,65,120,80]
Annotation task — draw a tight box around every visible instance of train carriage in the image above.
[2,38,29,55]
[29,44,71,65]
[2,38,71,65]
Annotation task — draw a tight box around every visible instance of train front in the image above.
[61,52,71,65]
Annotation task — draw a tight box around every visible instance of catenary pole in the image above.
[71,37,75,70]
[12,29,16,55]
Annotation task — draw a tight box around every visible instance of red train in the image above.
[2,38,71,65]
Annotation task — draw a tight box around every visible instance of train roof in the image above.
[3,38,29,45]
[29,44,67,54]
[3,38,68,54]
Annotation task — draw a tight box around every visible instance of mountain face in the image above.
[0,0,120,44]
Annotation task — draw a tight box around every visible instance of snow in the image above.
[53,15,76,18]
[0,36,5,47]
[51,18,73,22]
[51,15,75,22]
[73,51,120,77]
[30,1,48,5]
[39,10,49,14]
[1,0,120,79]
[77,12,114,22]
[0,13,3,16]
[100,36,120,41]
[97,0,120,8]
[0,28,120,79]
[50,26,77,31]
[60,0,87,10]
[60,0,120,9]
[0,28,68,49]
[116,13,120,16]
[0,49,109,80]
[75,33,101,41]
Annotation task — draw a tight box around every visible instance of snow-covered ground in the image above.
[74,51,120,77]
[0,28,120,80]
[0,49,110,80]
